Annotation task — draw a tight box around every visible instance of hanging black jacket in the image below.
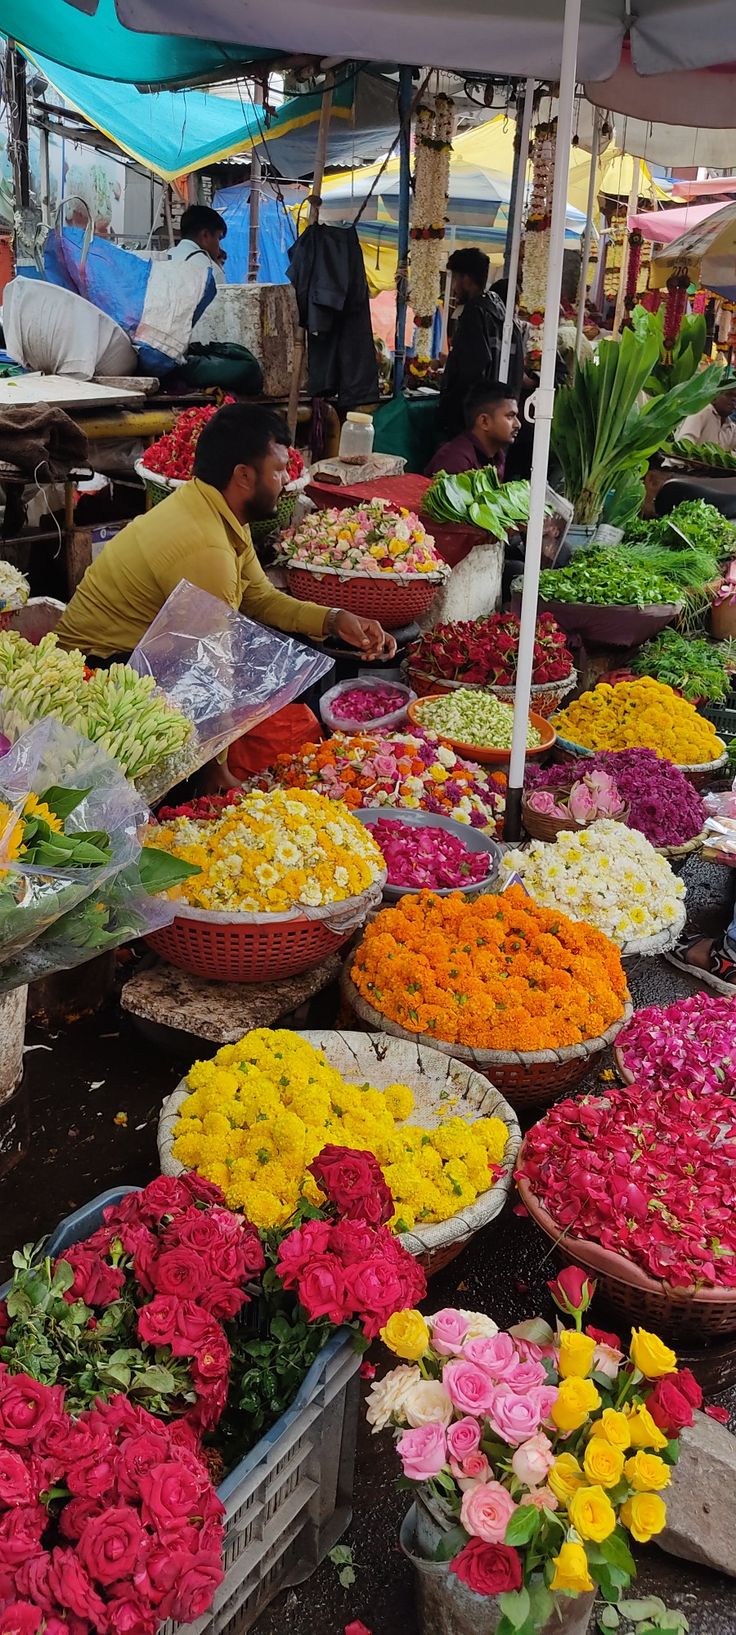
[288,223,378,408]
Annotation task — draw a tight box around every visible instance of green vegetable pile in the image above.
[623,499,736,557]
[664,438,736,473]
[632,628,732,703]
[538,549,681,608]
[423,466,531,541]
[413,687,542,750]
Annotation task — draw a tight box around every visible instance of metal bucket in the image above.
[400,1495,595,1635]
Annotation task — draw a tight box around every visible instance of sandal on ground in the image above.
[665,932,736,995]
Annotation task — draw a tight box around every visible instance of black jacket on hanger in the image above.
[288,223,379,408]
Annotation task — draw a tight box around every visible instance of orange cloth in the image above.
[227,704,321,779]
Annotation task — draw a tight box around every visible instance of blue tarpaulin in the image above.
[0,0,270,86]
[213,187,295,284]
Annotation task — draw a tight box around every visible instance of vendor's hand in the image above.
[331,609,397,661]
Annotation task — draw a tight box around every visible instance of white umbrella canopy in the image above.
[102,0,736,81]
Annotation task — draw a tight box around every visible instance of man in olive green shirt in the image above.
[57,404,396,664]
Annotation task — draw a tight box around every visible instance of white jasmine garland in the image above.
[502,820,686,949]
[0,561,29,612]
[409,95,455,351]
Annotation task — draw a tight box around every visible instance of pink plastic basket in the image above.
[286,567,442,629]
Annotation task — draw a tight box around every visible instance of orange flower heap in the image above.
[350,887,628,1052]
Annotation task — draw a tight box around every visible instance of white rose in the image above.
[403,1378,454,1428]
[592,1343,623,1382]
[365,1365,421,1433]
[458,1309,499,1341]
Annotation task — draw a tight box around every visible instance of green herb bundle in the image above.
[423,465,531,541]
[632,628,731,703]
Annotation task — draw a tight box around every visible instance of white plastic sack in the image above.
[3,278,137,380]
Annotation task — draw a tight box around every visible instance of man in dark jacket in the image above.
[438,248,524,437]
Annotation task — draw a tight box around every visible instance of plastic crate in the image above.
[702,699,736,742]
[0,1188,361,1635]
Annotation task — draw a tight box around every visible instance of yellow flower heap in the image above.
[172,1028,509,1229]
[154,787,385,913]
[554,677,723,765]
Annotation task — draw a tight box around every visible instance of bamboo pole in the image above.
[612,157,641,338]
[500,77,534,380]
[574,107,603,369]
[287,84,333,440]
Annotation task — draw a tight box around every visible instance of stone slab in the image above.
[658,1409,736,1577]
[121,955,342,1045]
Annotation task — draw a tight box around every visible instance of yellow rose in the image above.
[548,1453,587,1505]
[550,1542,594,1595]
[625,1404,668,1452]
[630,1329,677,1379]
[551,1377,601,1434]
[624,1451,671,1493]
[559,1331,596,1380]
[568,1484,616,1543]
[620,1491,667,1544]
[597,1408,631,1451]
[380,1309,430,1362]
[583,1437,625,1490]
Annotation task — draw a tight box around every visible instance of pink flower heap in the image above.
[616,992,736,1097]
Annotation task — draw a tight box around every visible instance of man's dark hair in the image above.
[180,204,227,242]
[193,404,289,489]
[464,380,516,429]
[447,247,489,289]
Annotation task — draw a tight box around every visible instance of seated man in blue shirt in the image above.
[426,381,520,480]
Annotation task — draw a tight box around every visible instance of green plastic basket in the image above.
[702,699,736,741]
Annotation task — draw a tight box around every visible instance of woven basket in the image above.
[146,882,383,984]
[618,903,687,961]
[655,827,708,860]
[286,565,445,630]
[251,491,298,546]
[517,1166,736,1341]
[134,459,186,507]
[405,667,577,720]
[341,968,632,1113]
[157,1029,521,1277]
[554,736,727,790]
[521,794,631,844]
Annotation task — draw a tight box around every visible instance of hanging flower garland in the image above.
[624,228,644,314]
[409,94,455,361]
[663,266,690,355]
[520,119,557,369]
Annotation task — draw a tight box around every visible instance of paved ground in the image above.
[1,852,735,1635]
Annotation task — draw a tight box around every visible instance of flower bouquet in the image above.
[406,613,575,718]
[279,500,449,627]
[146,787,386,982]
[522,770,627,843]
[615,991,736,1096]
[525,749,707,854]
[502,821,686,956]
[372,1270,691,1635]
[345,888,631,1108]
[517,1081,736,1338]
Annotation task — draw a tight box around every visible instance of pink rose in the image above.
[486,1388,545,1447]
[505,1359,548,1394]
[429,1310,470,1357]
[171,1554,224,1623]
[445,1417,481,1463]
[526,1486,558,1512]
[460,1480,517,1543]
[463,1334,519,1380]
[511,1432,554,1488]
[0,1377,61,1448]
[531,1386,558,1422]
[0,1451,33,1508]
[452,1451,491,1490]
[443,1362,496,1418]
[78,1505,146,1586]
[0,1604,42,1635]
[396,1423,447,1482]
[48,1548,108,1626]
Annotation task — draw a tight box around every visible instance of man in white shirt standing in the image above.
[168,205,227,286]
[677,377,736,450]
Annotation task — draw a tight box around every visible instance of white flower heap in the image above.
[502,819,686,950]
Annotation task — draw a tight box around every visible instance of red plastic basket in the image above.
[0,612,14,632]
[286,567,443,629]
[146,911,352,984]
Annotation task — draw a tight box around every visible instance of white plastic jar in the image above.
[338,411,375,464]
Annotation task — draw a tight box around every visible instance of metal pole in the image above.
[574,107,602,368]
[287,83,333,440]
[440,224,457,355]
[504,0,581,841]
[393,65,413,397]
[500,77,534,380]
[248,79,263,283]
[38,125,51,229]
[612,157,641,338]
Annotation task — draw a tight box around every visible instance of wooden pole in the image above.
[612,157,641,338]
[287,85,333,440]
[574,107,602,370]
[248,79,263,283]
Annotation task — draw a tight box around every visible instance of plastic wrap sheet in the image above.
[319,677,415,735]
[128,582,333,803]
[0,720,148,962]
[0,864,175,994]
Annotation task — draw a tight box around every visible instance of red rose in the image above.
[0,1452,33,1508]
[343,1257,403,1336]
[0,1508,46,1565]
[116,1223,156,1264]
[117,1431,171,1502]
[106,1590,159,1635]
[66,1432,118,1501]
[329,1222,376,1267]
[199,1281,245,1321]
[0,1603,42,1635]
[674,1367,703,1410]
[179,1174,225,1208]
[276,1222,333,1288]
[137,1295,180,1349]
[309,1146,393,1226]
[192,1332,230,1383]
[171,1302,220,1350]
[78,1505,146,1586]
[647,1376,695,1436]
[150,1248,207,1302]
[296,1256,350,1326]
[16,1552,54,1612]
[139,1462,210,1540]
[47,1548,108,1625]
[59,1498,105,1543]
[166,1420,199,1456]
[0,1377,62,1449]
[58,1247,125,1310]
[40,1417,87,1470]
[586,1325,621,1350]
[449,1539,522,1596]
[132,1178,194,1225]
[0,1305,9,1345]
[171,1554,224,1623]
[85,1397,146,1440]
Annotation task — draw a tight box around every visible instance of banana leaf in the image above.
[631,304,707,395]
